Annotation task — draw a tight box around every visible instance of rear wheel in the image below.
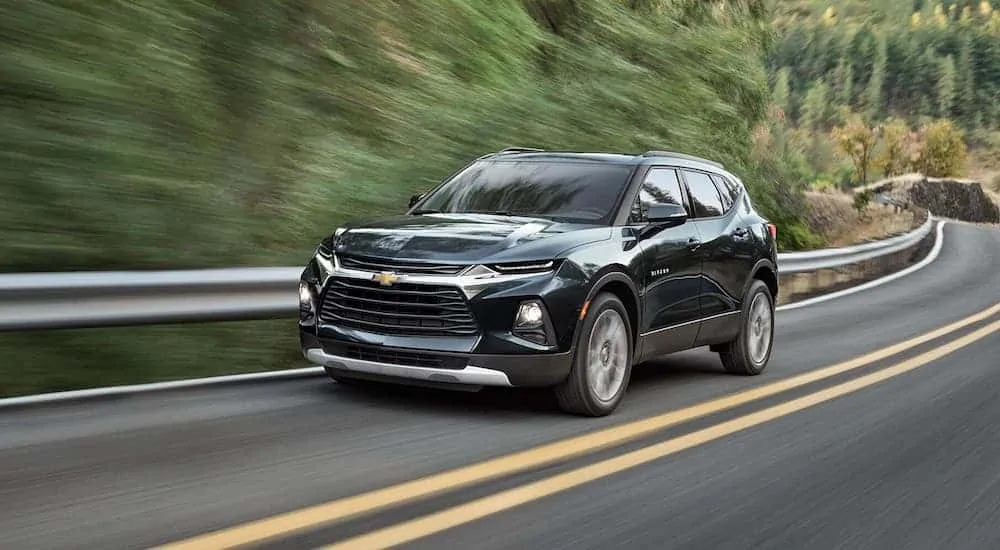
[719,279,774,375]
[555,292,634,417]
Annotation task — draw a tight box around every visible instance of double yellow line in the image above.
[159,302,1000,550]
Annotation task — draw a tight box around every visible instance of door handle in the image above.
[733,227,749,238]
[687,237,701,250]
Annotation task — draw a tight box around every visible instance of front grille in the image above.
[319,277,479,336]
[322,342,468,370]
[337,254,466,275]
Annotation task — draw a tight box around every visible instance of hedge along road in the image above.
[1,222,999,549]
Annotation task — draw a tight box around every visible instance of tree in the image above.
[956,37,978,126]
[832,56,854,106]
[875,118,915,177]
[865,33,888,120]
[913,119,969,177]
[800,79,829,131]
[936,54,956,117]
[833,115,879,186]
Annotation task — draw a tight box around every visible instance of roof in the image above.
[482,148,728,173]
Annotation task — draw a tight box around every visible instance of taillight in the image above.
[766,223,777,240]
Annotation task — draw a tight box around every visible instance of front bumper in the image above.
[305,348,514,387]
[301,331,573,389]
[298,253,590,389]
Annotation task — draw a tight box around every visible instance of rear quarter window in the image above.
[709,174,734,212]
[681,170,725,218]
[711,173,742,205]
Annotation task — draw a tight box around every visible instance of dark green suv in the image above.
[298,148,779,416]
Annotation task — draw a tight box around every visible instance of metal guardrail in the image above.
[777,214,934,274]
[0,267,302,331]
[0,217,935,331]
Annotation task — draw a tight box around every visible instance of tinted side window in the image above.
[710,174,734,211]
[682,170,725,218]
[630,168,685,222]
[711,173,741,204]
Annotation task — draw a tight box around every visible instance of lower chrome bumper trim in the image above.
[304,349,512,387]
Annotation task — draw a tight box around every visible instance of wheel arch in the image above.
[578,270,641,351]
[749,259,778,302]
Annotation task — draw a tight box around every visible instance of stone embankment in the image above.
[863,173,1000,224]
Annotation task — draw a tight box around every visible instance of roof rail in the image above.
[497,147,545,154]
[641,150,724,169]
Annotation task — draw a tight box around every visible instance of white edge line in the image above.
[0,220,947,409]
[0,366,326,409]
[776,219,945,312]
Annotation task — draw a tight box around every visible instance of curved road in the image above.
[1,221,999,549]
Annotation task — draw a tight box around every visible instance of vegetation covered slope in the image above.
[772,0,1000,130]
[1,0,820,396]
[765,0,1000,190]
[1,0,814,277]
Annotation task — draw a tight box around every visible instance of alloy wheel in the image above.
[585,308,629,402]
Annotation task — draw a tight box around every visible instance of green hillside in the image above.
[0,0,819,397]
[764,0,1000,187]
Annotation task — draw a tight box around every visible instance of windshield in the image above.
[415,159,634,224]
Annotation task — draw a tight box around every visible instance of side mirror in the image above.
[646,203,688,227]
[408,193,426,208]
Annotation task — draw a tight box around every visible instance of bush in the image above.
[810,178,836,192]
[875,118,916,177]
[853,189,874,216]
[913,119,969,177]
[826,164,857,190]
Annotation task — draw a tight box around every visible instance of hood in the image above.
[332,213,612,264]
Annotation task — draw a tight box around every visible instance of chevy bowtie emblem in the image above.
[373,271,401,286]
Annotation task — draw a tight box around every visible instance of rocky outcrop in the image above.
[867,174,1000,224]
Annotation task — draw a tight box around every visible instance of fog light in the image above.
[515,301,544,328]
[513,300,553,346]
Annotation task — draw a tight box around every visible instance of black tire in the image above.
[719,279,774,375]
[555,292,634,417]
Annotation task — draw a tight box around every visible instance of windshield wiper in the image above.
[410,209,440,215]
[467,210,517,216]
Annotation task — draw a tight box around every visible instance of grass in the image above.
[0,320,301,398]
[802,190,916,247]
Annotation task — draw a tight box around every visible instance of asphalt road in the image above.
[1,221,999,550]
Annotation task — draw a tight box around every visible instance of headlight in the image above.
[317,237,334,258]
[313,246,335,282]
[488,260,557,274]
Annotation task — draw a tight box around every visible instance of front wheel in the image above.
[555,292,634,417]
[719,279,774,375]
